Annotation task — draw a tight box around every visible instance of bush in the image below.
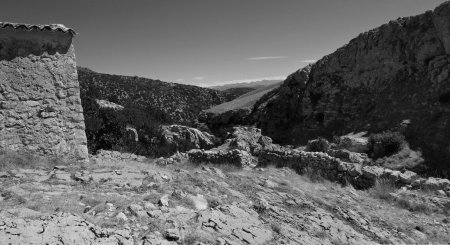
[368,131,405,158]
[369,178,397,201]
[395,196,432,214]
[305,137,330,153]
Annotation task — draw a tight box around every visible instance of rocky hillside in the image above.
[209,79,282,91]
[249,2,450,176]
[221,87,256,99]
[77,68,234,155]
[78,67,232,124]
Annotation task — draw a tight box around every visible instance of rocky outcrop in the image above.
[217,127,281,155]
[0,208,133,245]
[250,2,450,176]
[182,127,279,168]
[157,124,218,155]
[336,132,370,153]
[198,204,273,244]
[0,22,88,163]
[93,149,147,162]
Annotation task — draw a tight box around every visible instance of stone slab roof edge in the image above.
[0,22,76,36]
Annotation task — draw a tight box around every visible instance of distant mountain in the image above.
[77,67,232,155]
[209,79,282,91]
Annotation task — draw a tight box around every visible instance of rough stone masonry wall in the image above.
[0,26,88,162]
[258,149,450,192]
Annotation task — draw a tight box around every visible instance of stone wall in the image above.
[258,149,450,194]
[0,23,88,162]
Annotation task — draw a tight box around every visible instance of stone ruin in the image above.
[0,22,88,162]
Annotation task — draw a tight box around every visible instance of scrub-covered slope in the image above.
[250,2,450,176]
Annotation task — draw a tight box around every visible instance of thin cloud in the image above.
[247,56,288,61]
[198,75,286,87]
[175,78,184,82]
[300,59,317,63]
[194,76,205,80]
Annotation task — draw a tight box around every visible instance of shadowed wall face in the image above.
[0,26,88,162]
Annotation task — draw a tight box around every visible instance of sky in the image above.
[0,0,447,86]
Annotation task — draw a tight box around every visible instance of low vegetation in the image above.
[0,149,71,171]
[368,131,406,158]
[368,178,398,201]
[305,137,330,153]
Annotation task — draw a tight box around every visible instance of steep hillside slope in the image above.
[78,68,230,124]
[221,87,256,99]
[77,68,231,155]
[201,82,282,136]
[250,2,450,175]
[207,82,282,114]
[210,79,282,91]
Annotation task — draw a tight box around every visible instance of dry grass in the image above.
[395,196,433,214]
[368,178,397,201]
[369,179,436,214]
[0,149,73,171]
[183,229,217,245]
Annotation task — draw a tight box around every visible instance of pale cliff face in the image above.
[251,1,450,175]
[0,26,88,162]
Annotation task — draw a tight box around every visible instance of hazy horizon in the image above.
[1,0,447,86]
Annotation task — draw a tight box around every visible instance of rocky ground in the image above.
[1,150,449,244]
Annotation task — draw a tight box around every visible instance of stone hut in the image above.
[0,22,88,162]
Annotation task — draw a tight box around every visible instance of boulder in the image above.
[158,125,218,155]
[337,132,369,153]
[399,171,419,184]
[217,126,280,155]
[327,149,368,164]
[188,194,208,210]
[423,177,450,190]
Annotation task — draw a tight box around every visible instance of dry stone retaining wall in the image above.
[259,149,450,192]
[0,23,88,162]
[188,149,257,168]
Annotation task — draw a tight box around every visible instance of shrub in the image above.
[368,178,397,201]
[395,196,432,214]
[305,137,330,153]
[302,167,325,183]
[270,223,282,235]
[368,131,405,158]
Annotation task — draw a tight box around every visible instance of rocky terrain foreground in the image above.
[1,135,450,244]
